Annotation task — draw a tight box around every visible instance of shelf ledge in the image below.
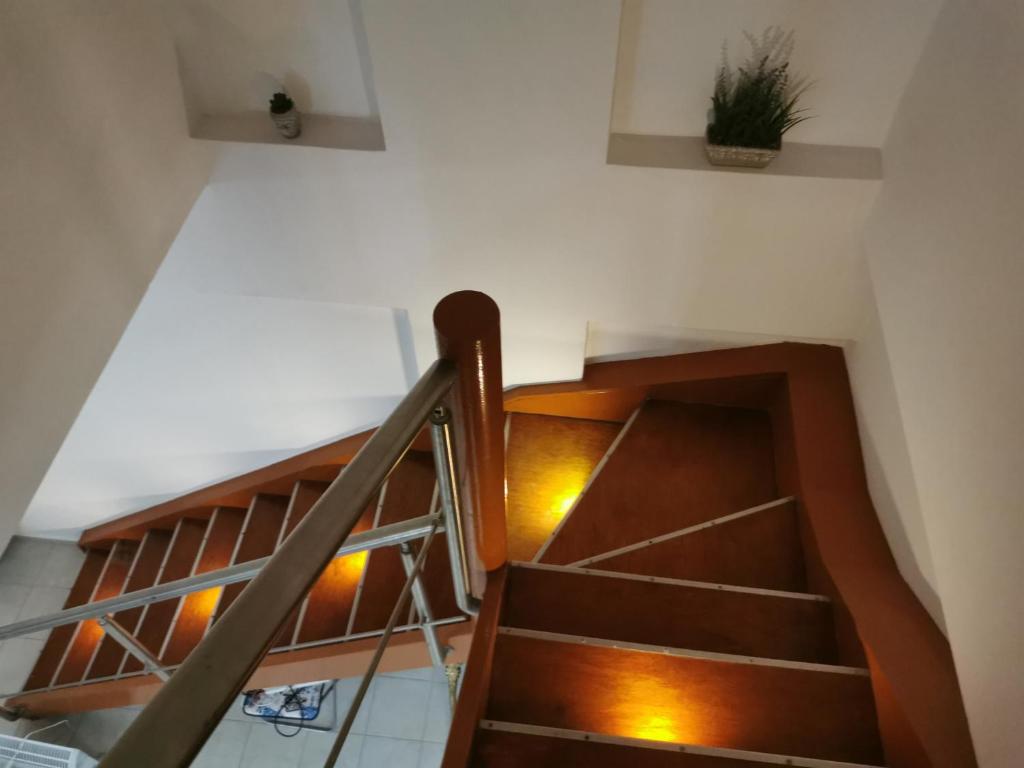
[608,133,882,180]
[193,113,385,152]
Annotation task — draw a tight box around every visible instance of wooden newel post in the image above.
[433,291,507,571]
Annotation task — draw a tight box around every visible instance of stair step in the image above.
[120,517,208,674]
[53,540,139,686]
[295,492,379,644]
[537,401,778,566]
[487,629,882,765]
[85,530,172,680]
[212,494,289,622]
[161,508,246,666]
[273,480,331,649]
[23,549,108,691]
[505,413,621,561]
[571,498,806,592]
[504,563,836,663]
[349,454,435,635]
[474,722,885,768]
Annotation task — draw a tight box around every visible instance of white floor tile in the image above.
[382,666,444,683]
[365,676,430,740]
[417,741,445,768]
[240,721,306,768]
[13,716,76,746]
[0,538,52,587]
[0,637,44,694]
[0,585,31,626]
[300,731,362,768]
[191,719,250,768]
[18,586,71,640]
[359,735,421,768]
[71,708,138,758]
[421,682,451,743]
[38,543,87,589]
[334,676,373,734]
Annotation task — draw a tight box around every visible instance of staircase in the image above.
[459,399,885,767]
[9,448,468,714]
[0,321,974,768]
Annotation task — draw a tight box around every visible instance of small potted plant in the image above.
[269,92,302,139]
[705,27,810,168]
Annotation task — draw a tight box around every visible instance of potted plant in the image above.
[705,27,810,168]
[269,92,302,139]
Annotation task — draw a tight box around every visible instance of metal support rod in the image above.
[101,361,456,768]
[398,542,447,670]
[323,527,439,768]
[97,615,171,682]
[0,514,441,643]
[430,407,481,615]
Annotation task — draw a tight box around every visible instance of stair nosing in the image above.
[509,560,830,603]
[568,496,797,568]
[497,627,869,677]
[478,720,886,768]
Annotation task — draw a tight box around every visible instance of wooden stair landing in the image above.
[536,401,778,566]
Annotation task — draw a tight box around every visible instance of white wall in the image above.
[18,0,890,538]
[167,0,378,119]
[848,1,1024,763]
[612,0,941,146]
[0,3,213,550]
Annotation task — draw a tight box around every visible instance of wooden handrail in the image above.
[433,291,508,571]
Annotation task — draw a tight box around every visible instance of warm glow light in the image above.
[192,587,223,619]
[551,487,581,520]
[632,713,682,743]
[609,674,697,744]
[320,550,369,588]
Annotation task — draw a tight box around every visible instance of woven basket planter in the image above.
[704,142,779,169]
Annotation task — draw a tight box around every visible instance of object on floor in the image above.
[243,680,337,734]
[0,734,97,767]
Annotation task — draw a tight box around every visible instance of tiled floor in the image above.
[0,535,454,767]
[0,537,85,702]
[18,667,453,767]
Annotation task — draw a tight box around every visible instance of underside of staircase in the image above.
[9,447,471,715]
[4,342,974,768]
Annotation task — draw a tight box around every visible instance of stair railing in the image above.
[0,291,508,768]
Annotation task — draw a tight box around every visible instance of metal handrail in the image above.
[0,515,440,643]
[100,360,458,767]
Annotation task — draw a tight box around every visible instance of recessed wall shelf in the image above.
[607,134,882,181]
[193,113,385,152]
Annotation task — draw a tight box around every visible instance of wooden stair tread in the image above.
[538,401,778,566]
[23,549,108,691]
[161,509,245,666]
[118,517,207,674]
[487,631,883,765]
[295,494,378,644]
[472,726,860,768]
[53,540,139,686]
[273,480,331,649]
[350,455,435,634]
[213,494,289,622]
[505,413,621,561]
[86,530,171,680]
[576,499,807,592]
[503,563,836,664]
